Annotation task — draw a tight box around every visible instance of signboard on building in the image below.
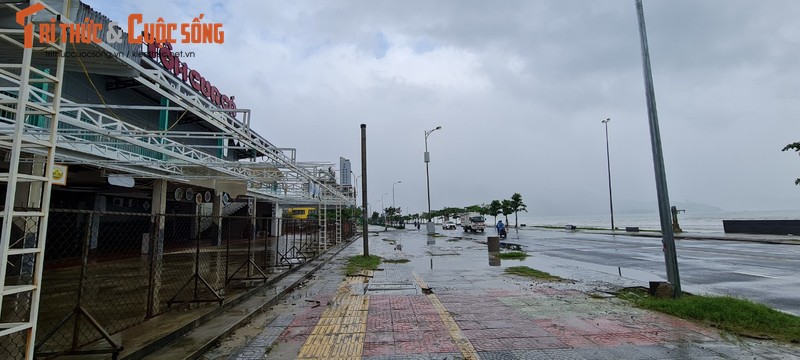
[340,157,351,186]
[51,164,67,186]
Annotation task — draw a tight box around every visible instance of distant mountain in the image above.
[671,201,725,213]
[617,201,724,214]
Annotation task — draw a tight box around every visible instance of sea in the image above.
[508,210,800,233]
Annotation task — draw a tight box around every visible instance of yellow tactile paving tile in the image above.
[414,274,480,360]
[298,272,370,359]
[315,316,365,326]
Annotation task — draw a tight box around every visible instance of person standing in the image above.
[496,220,506,237]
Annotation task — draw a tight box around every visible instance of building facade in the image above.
[0,1,354,358]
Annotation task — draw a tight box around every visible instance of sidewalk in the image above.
[210,228,800,359]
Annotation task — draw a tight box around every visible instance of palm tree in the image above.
[510,193,527,227]
[488,200,502,224]
[501,199,513,225]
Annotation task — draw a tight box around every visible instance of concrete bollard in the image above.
[487,236,500,252]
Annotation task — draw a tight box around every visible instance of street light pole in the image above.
[360,124,368,256]
[392,181,402,210]
[392,180,401,227]
[424,126,442,235]
[636,0,681,297]
[351,171,361,227]
[381,192,388,230]
[602,118,615,231]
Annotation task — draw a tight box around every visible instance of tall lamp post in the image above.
[392,180,402,227]
[602,118,615,231]
[381,192,388,230]
[392,180,402,210]
[424,126,442,234]
[636,0,681,297]
[351,171,361,227]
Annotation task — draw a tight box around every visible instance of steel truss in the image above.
[0,0,353,358]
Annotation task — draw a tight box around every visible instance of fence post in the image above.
[146,179,167,318]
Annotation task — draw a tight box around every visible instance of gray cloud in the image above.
[90,0,800,216]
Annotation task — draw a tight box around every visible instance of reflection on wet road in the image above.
[453,227,800,315]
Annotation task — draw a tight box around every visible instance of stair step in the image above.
[0,323,32,337]
[0,173,49,183]
[3,284,36,296]
[0,211,46,217]
[28,67,59,83]
[23,101,57,115]
[7,248,41,256]
[0,136,53,148]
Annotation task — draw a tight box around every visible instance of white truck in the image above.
[460,213,486,233]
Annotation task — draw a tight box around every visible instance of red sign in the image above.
[146,42,236,110]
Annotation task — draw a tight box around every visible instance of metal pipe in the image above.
[636,0,681,297]
[360,124,369,256]
[424,126,441,234]
[602,118,615,231]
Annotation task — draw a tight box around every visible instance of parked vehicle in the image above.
[284,207,318,219]
[460,213,486,233]
[442,221,456,230]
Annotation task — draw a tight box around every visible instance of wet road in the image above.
[470,227,800,316]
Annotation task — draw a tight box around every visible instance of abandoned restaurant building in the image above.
[0,1,356,358]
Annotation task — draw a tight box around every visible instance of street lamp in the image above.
[381,192,388,229]
[392,181,402,210]
[602,118,615,231]
[636,0,680,296]
[351,171,361,227]
[424,126,442,234]
[392,180,402,227]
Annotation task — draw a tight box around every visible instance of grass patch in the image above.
[504,266,562,281]
[497,251,529,259]
[346,255,382,275]
[619,289,800,343]
[383,259,410,264]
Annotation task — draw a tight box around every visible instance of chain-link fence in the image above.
[2,209,355,358]
[0,213,40,360]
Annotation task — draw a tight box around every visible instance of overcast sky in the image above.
[94,1,800,216]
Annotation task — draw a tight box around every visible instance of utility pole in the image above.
[636,0,681,297]
[360,124,369,256]
[602,118,615,231]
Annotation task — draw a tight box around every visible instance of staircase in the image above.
[0,2,65,358]
[198,200,248,234]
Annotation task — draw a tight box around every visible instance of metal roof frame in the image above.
[0,2,353,206]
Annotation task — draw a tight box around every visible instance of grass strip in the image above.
[346,255,382,275]
[504,266,562,281]
[619,289,800,343]
[497,251,528,259]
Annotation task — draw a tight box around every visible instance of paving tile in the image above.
[498,336,568,351]
[365,331,395,344]
[394,331,426,342]
[462,328,550,340]
[585,332,659,347]
[277,325,314,342]
[394,340,431,354]
[363,342,395,357]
